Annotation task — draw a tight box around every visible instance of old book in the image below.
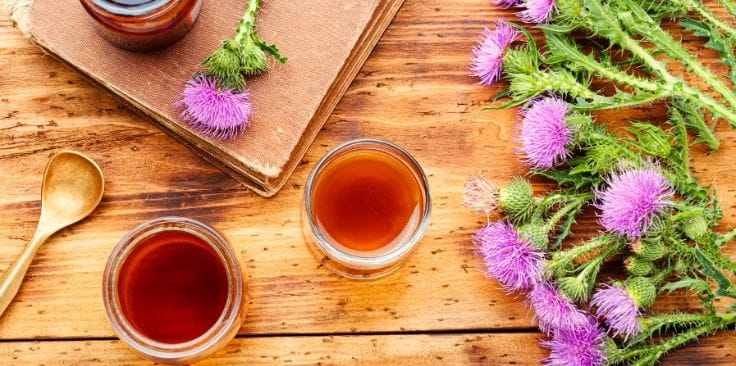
[18,0,404,196]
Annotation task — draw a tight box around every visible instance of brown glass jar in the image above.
[80,0,203,51]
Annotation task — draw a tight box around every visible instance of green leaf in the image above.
[253,35,289,64]
[696,249,736,299]
[661,278,711,294]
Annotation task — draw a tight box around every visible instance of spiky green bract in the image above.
[626,277,657,308]
[625,257,654,277]
[519,223,550,248]
[557,276,588,303]
[202,40,245,90]
[682,212,709,242]
[498,177,535,224]
[239,40,270,76]
[198,0,288,91]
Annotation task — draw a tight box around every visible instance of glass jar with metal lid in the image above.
[80,0,203,51]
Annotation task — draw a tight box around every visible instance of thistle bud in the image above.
[557,276,588,302]
[682,213,709,242]
[498,177,534,224]
[631,238,667,262]
[626,277,656,309]
[503,47,538,75]
[518,223,549,248]
[239,40,269,76]
[628,123,673,158]
[202,40,244,89]
[624,256,654,277]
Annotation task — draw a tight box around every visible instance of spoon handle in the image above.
[0,229,51,317]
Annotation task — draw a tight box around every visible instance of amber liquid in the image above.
[117,231,229,344]
[311,150,423,254]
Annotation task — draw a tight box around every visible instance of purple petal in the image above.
[529,281,589,333]
[470,19,520,86]
[541,317,608,366]
[591,284,642,340]
[475,221,546,292]
[520,0,556,24]
[179,75,252,140]
[596,165,673,238]
[518,96,572,169]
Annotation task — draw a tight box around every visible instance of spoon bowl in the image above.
[39,151,105,232]
[0,150,104,317]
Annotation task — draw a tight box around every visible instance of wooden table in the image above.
[1,1,735,364]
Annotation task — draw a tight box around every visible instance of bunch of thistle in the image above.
[178,0,287,140]
[464,92,736,364]
[475,0,736,153]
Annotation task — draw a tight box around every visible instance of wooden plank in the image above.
[0,0,735,353]
[0,332,734,365]
[2,333,547,365]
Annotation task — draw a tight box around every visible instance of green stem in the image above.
[719,228,736,245]
[585,0,675,83]
[685,0,736,40]
[622,3,736,108]
[542,193,594,233]
[234,0,260,44]
[631,314,736,365]
[544,32,661,92]
[670,205,705,222]
[720,0,736,21]
[582,0,736,127]
[575,240,625,296]
[670,108,691,172]
[547,234,621,276]
[677,85,736,129]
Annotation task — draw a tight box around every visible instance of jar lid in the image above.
[90,0,171,17]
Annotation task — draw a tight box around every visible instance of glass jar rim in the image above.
[88,0,174,18]
[303,138,432,270]
[102,216,244,362]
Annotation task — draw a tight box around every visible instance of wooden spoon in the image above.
[0,150,104,317]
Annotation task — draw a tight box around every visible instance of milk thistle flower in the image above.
[180,75,252,140]
[471,19,519,86]
[474,221,545,292]
[528,281,589,333]
[178,0,287,140]
[463,175,535,224]
[591,279,656,339]
[463,174,500,217]
[541,317,608,366]
[596,166,673,239]
[520,0,556,24]
[518,96,573,169]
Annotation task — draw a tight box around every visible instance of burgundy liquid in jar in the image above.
[80,0,203,51]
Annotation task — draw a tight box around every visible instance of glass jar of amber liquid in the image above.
[103,217,245,364]
[303,139,432,279]
[80,0,203,51]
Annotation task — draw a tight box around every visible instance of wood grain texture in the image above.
[1,333,547,365]
[0,332,734,365]
[1,0,736,364]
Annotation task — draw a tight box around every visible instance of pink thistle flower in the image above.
[463,174,500,217]
[474,221,545,292]
[470,19,520,86]
[541,317,608,366]
[591,284,642,340]
[528,281,589,333]
[518,96,573,169]
[596,166,673,239]
[520,0,556,23]
[492,0,522,7]
[180,74,252,140]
